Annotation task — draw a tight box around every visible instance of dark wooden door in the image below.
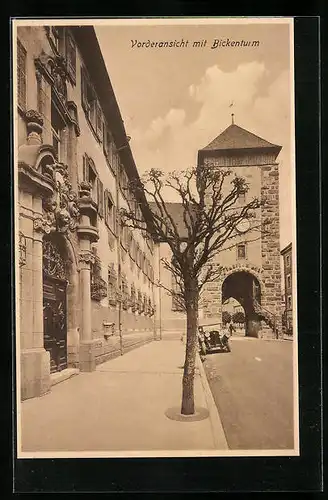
[43,277,67,373]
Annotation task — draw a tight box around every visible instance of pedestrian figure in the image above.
[228,321,236,336]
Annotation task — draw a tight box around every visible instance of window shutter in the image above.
[66,32,76,81]
[103,123,107,156]
[104,189,108,224]
[82,154,89,182]
[113,205,117,234]
[81,68,88,112]
[96,101,103,140]
[97,178,104,218]
[108,134,113,166]
[17,40,27,109]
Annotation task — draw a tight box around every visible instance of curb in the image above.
[196,352,229,450]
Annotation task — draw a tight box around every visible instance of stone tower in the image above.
[198,119,282,339]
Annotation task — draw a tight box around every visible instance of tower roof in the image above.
[201,123,282,154]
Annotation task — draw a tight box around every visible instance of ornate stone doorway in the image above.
[42,236,68,373]
[222,271,261,338]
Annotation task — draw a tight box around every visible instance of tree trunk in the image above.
[181,281,199,415]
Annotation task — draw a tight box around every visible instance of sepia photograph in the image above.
[13,17,298,459]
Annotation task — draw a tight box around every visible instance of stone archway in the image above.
[221,271,262,338]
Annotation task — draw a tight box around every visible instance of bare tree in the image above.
[121,166,268,415]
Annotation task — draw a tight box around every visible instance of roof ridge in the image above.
[201,122,281,152]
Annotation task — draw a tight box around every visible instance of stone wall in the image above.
[199,153,282,339]
[261,164,282,336]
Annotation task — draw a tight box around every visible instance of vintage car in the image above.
[197,324,232,354]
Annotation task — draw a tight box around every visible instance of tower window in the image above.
[238,192,246,204]
[287,274,291,289]
[287,295,292,309]
[286,254,291,268]
[237,243,246,259]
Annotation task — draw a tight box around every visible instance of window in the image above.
[286,254,291,268]
[237,243,246,259]
[141,252,146,273]
[82,154,104,214]
[51,97,65,161]
[136,290,142,313]
[81,67,102,140]
[287,274,291,289]
[287,295,292,310]
[17,39,27,109]
[104,189,116,232]
[96,102,103,140]
[131,238,137,262]
[136,244,141,267]
[107,264,117,306]
[65,32,76,83]
[130,283,136,312]
[127,230,133,253]
[121,275,129,310]
[90,253,107,301]
[119,164,129,193]
[84,157,97,200]
[37,73,47,116]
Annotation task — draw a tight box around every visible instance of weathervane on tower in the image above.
[229,101,235,124]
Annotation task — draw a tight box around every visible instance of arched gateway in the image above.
[198,119,283,339]
[222,271,261,337]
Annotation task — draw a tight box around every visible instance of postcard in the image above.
[13,17,298,460]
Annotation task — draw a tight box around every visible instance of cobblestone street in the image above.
[203,337,295,450]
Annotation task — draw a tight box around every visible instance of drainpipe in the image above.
[158,243,162,341]
[115,140,132,355]
[115,158,123,355]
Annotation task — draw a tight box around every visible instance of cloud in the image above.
[129,61,289,174]
[128,61,293,244]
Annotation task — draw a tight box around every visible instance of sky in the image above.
[95,19,294,249]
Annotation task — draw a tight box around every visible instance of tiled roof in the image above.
[149,202,190,239]
[201,123,281,152]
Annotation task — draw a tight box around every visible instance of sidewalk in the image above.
[19,340,228,457]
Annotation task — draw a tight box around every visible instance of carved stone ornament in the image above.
[91,277,107,301]
[78,251,96,265]
[43,238,67,280]
[35,52,68,105]
[23,109,44,146]
[19,232,27,267]
[78,181,92,198]
[24,109,44,127]
[34,162,80,234]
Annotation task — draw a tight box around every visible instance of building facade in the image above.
[16,25,156,400]
[154,120,283,340]
[199,119,283,338]
[15,25,285,401]
[281,242,293,334]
